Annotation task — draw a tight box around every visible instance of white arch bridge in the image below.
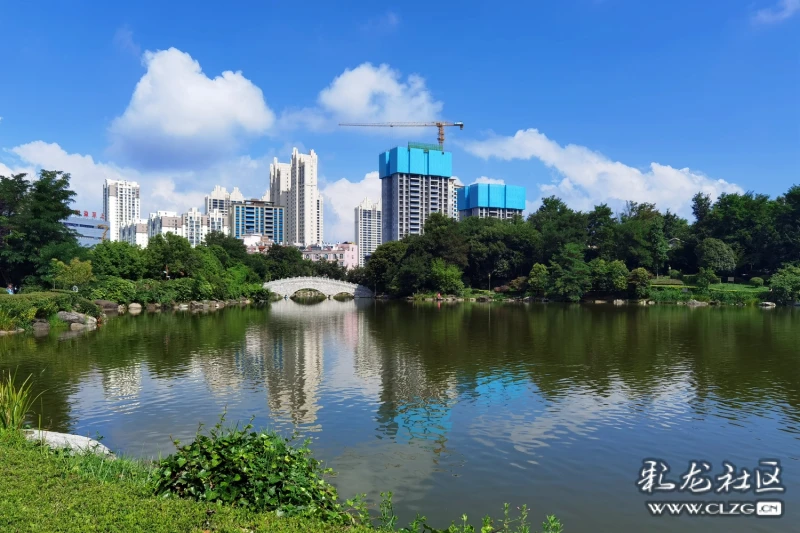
[264,276,374,298]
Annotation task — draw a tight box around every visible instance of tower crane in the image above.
[338,121,464,150]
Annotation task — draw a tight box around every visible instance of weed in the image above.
[0,369,44,430]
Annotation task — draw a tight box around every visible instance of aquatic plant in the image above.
[0,370,43,430]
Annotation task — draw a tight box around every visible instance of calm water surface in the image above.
[2,301,798,532]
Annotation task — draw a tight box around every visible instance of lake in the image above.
[1,301,797,531]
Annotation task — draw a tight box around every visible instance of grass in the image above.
[0,428,563,533]
[0,370,44,430]
[708,283,769,292]
[0,429,375,533]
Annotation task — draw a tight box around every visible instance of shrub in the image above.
[749,277,764,287]
[669,269,681,279]
[696,268,720,291]
[649,287,691,303]
[628,268,651,299]
[0,292,100,329]
[708,290,761,306]
[153,415,345,521]
[508,276,528,293]
[89,277,137,304]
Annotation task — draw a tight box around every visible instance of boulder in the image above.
[117,304,126,314]
[84,316,98,329]
[70,322,86,331]
[146,303,160,313]
[25,430,114,458]
[32,320,50,336]
[686,299,709,307]
[613,299,625,305]
[0,329,25,336]
[759,302,777,308]
[57,311,85,324]
[128,303,142,311]
[94,300,119,313]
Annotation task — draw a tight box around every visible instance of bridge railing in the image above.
[265,276,358,288]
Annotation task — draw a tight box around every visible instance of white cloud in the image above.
[361,11,401,32]
[753,0,800,24]
[113,26,141,57]
[9,141,271,216]
[320,171,381,242]
[277,63,443,134]
[109,48,275,169]
[463,128,743,217]
[472,176,505,185]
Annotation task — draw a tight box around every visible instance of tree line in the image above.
[0,171,348,303]
[346,188,800,303]
[2,171,799,304]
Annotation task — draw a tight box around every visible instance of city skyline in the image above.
[0,2,797,243]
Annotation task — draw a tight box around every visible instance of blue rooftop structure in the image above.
[378,145,452,178]
[458,183,526,211]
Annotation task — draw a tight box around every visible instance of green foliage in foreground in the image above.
[0,371,43,430]
[153,416,343,521]
[0,426,563,533]
[0,291,101,330]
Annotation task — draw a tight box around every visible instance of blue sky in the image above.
[1,0,797,240]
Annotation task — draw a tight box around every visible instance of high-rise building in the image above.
[269,159,291,210]
[62,211,108,247]
[229,199,285,243]
[457,183,526,220]
[354,198,382,267]
[103,179,140,242]
[204,185,244,216]
[270,148,323,246]
[181,207,229,247]
[147,211,182,240]
[120,220,149,248]
[379,143,458,243]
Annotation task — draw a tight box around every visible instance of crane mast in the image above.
[339,121,464,150]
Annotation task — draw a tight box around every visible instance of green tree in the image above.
[695,267,719,291]
[696,238,736,274]
[364,240,408,294]
[204,231,248,267]
[589,258,629,293]
[648,216,670,276]
[90,241,145,280]
[548,243,592,302]
[628,267,651,299]
[527,196,587,260]
[430,258,464,295]
[769,266,800,305]
[0,170,78,286]
[50,258,95,289]
[586,204,617,260]
[144,233,198,279]
[528,263,549,297]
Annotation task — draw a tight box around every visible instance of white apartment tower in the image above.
[204,185,245,216]
[354,198,382,267]
[270,148,323,246]
[103,179,141,242]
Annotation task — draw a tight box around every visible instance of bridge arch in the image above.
[264,276,374,298]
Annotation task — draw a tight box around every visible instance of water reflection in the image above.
[1,302,798,532]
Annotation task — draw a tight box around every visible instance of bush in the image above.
[508,276,528,293]
[649,287,691,303]
[88,277,137,304]
[0,292,101,329]
[153,416,345,522]
[708,290,761,306]
[749,277,764,287]
[628,268,651,299]
[696,268,720,291]
[669,269,681,279]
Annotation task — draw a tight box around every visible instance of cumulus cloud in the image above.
[472,176,505,185]
[109,48,275,169]
[320,171,381,242]
[463,128,743,217]
[277,63,443,134]
[753,0,800,24]
[9,141,271,216]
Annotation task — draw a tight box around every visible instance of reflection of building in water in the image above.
[102,363,143,413]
